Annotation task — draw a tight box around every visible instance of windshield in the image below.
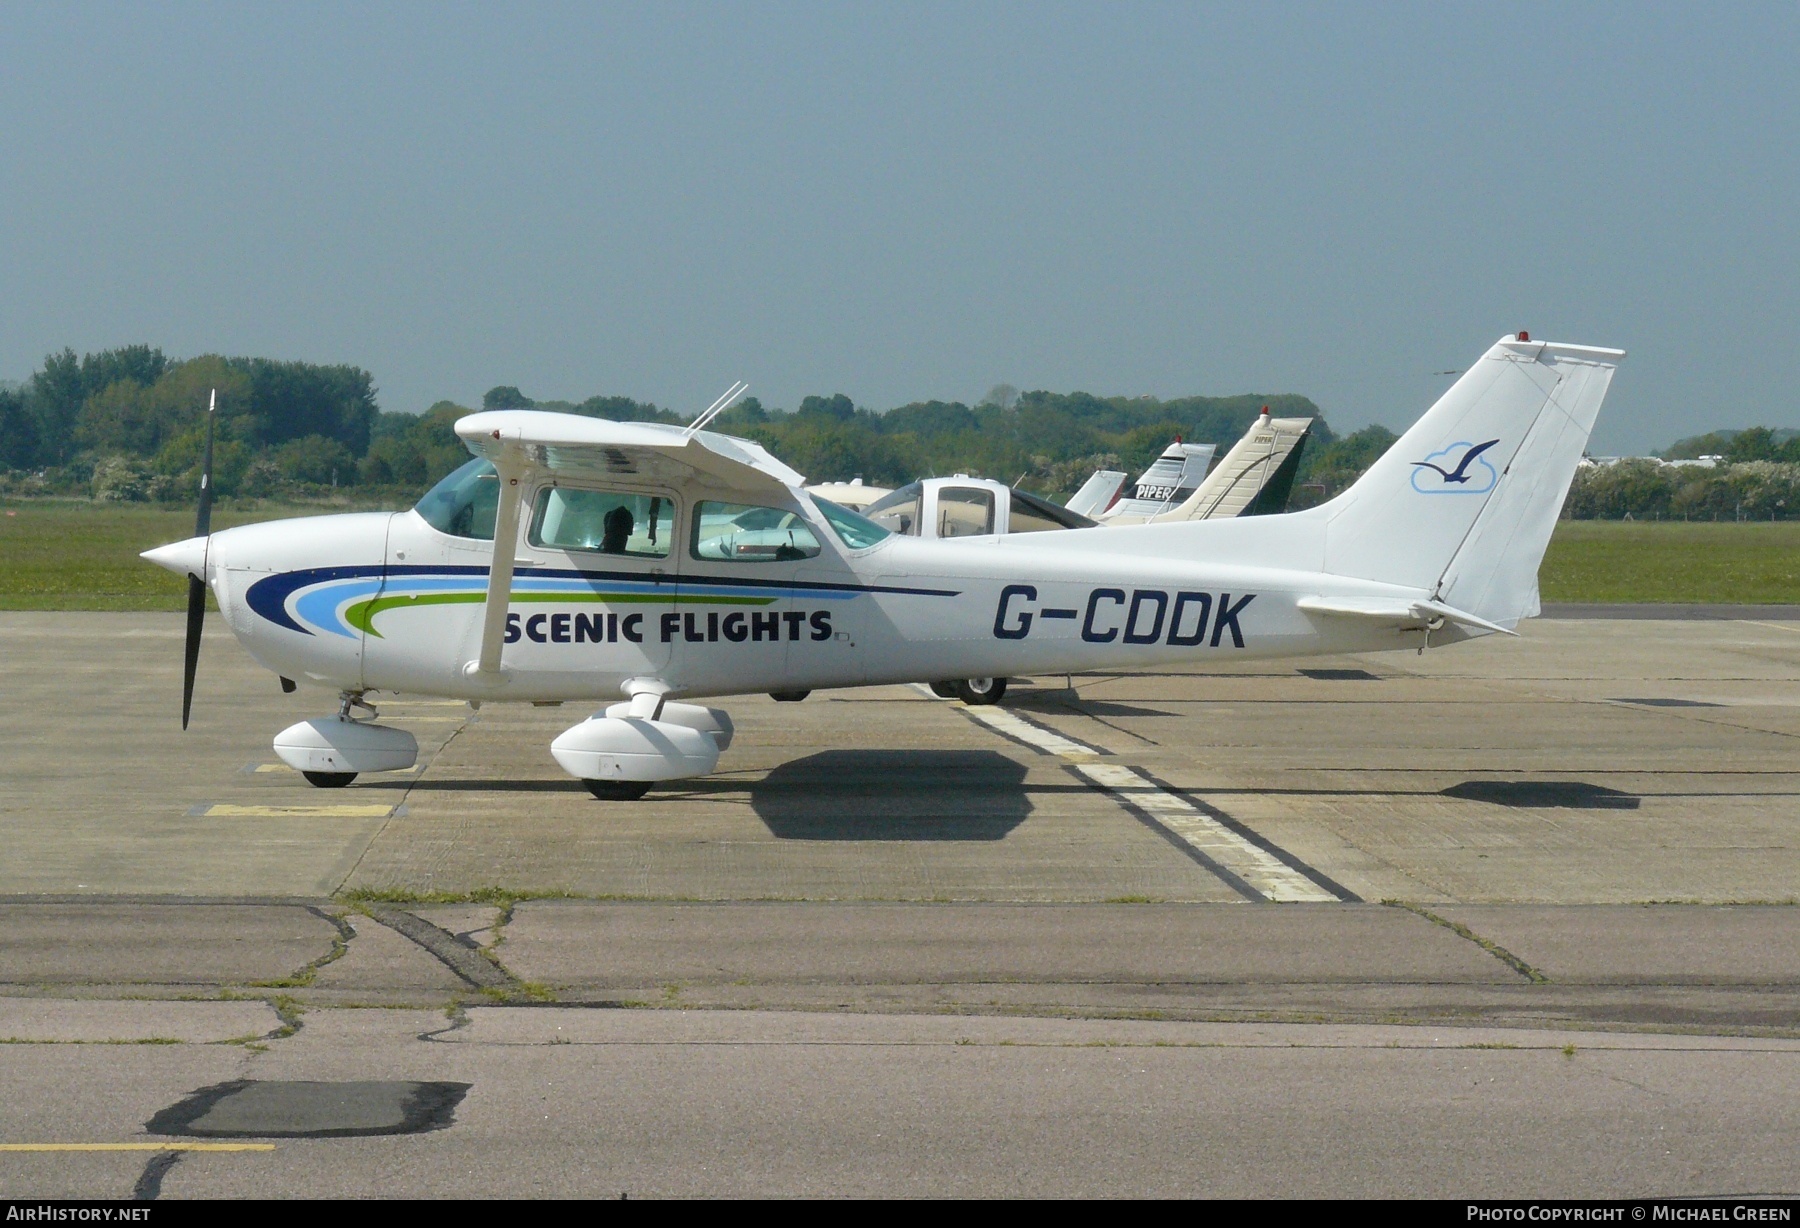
[414,458,498,540]
[1009,487,1096,531]
[812,496,891,550]
[863,482,922,536]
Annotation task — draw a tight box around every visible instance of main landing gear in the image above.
[552,696,736,802]
[930,677,1008,705]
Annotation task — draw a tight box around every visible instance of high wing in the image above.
[452,410,809,682]
[456,409,804,498]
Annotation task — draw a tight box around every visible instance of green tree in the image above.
[797,393,856,423]
[0,387,41,470]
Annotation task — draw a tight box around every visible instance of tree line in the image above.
[0,346,1366,506]
[19,342,1786,518]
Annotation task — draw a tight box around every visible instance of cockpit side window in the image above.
[414,458,499,540]
[530,487,672,557]
[936,486,995,538]
[691,501,822,562]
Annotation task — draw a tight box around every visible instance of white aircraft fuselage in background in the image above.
[144,335,1622,792]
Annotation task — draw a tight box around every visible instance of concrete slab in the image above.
[342,687,1241,902]
[1437,905,1800,984]
[0,903,339,987]
[0,999,279,1043]
[498,900,1513,989]
[0,613,464,896]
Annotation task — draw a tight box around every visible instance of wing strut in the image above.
[466,456,528,683]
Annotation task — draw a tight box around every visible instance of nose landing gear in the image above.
[274,690,419,788]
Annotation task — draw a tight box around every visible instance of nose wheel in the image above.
[303,770,358,788]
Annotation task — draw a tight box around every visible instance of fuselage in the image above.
[175,474,1454,704]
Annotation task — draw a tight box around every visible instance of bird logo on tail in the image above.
[1410,439,1500,493]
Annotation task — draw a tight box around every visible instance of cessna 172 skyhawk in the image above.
[143,334,1620,799]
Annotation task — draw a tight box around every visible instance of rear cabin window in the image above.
[691,501,822,562]
[530,487,672,557]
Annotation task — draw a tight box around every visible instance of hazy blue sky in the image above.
[4,3,1796,452]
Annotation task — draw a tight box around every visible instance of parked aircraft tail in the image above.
[1318,334,1623,625]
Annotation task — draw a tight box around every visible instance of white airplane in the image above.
[143,334,1620,800]
[857,410,1315,547]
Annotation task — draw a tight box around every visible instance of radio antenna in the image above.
[685,381,749,437]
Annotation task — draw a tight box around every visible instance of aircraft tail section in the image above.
[1319,335,1623,625]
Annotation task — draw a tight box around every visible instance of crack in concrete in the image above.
[1384,901,1549,984]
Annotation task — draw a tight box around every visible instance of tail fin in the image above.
[1321,335,1623,625]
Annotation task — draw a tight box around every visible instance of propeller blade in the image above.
[195,388,216,538]
[182,574,205,730]
[182,388,217,729]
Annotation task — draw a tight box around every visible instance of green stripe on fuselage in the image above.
[344,590,778,637]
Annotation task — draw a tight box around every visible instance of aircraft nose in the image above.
[141,535,209,580]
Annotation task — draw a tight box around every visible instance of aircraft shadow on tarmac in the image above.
[1441,780,1642,810]
[749,749,1031,840]
[1006,694,1175,719]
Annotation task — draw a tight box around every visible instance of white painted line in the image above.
[1075,763,1339,902]
[963,706,1106,758]
[914,683,1340,902]
[195,804,396,819]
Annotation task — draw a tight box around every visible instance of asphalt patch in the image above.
[148,1079,471,1138]
[1298,668,1382,681]
[1441,781,1642,810]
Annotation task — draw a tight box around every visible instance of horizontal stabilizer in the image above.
[1296,595,1518,637]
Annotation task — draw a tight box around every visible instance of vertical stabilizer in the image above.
[1318,336,1622,613]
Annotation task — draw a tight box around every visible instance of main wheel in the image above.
[769,690,811,702]
[928,681,960,699]
[302,770,358,788]
[584,779,653,801]
[952,677,1007,705]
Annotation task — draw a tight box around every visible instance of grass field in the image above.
[1538,521,1800,604]
[2,501,1798,610]
[0,499,403,611]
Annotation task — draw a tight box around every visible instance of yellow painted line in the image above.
[0,1143,276,1152]
[252,763,295,772]
[200,804,394,818]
